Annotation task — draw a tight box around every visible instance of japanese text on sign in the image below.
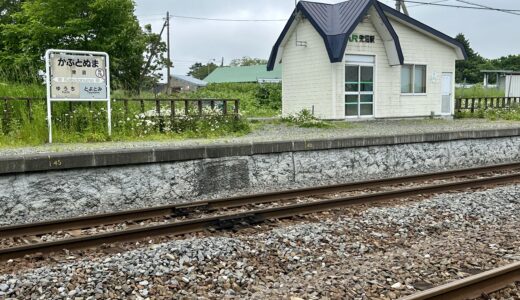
[49,52,108,100]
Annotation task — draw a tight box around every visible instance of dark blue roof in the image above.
[267,0,465,71]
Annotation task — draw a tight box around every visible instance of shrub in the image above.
[281,109,332,128]
[160,82,281,117]
[456,83,504,98]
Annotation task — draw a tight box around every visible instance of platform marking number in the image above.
[50,159,62,167]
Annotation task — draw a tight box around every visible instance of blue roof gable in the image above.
[268,0,401,71]
[267,0,465,71]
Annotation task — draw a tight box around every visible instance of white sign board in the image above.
[45,49,111,143]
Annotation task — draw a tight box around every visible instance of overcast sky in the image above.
[134,0,520,78]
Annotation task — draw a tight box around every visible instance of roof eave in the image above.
[267,9,298,71]
[379,2,467,60]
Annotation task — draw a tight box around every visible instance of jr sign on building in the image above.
[45,49,111,143]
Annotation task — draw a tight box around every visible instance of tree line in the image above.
[455,33,520,84]
[2,1,514,91]
[0,0,168,92]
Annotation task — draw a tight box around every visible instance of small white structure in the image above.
[267,0,466,119]
[505,75,520,97]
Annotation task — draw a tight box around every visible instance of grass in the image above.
[0,79,285,147]
[456,84,505,98]
[455,105,520,121]
[280,109,333,128]
[0,82,252,147]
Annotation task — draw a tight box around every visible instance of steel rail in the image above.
[0,171,519,261]
[401,261,520,300]
[1,162,520,239]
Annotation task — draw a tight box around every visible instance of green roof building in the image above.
[204,64,281,83]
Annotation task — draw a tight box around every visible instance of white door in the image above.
[441,73,452,115]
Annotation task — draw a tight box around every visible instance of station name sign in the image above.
[349,34,375,43]
[48,51,109,100]
[45,49,111,143]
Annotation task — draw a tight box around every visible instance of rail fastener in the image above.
[401,261,520,300]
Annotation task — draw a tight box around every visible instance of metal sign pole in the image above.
[45,50,53,144]
[106,54,112,137]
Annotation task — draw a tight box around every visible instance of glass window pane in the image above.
[346,83,358,92]
[345,66,359,92]
[401,65,413,93]
[345,95,358,103]
[414,65,426,93]
[360,66,373,92]
[360,104,373,116]
[345,104,358,116]
[360,94,373,103]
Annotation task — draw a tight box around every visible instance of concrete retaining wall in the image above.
[1,129,520,225]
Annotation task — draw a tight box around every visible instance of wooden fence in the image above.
[455,97,520,113]
[1,97,239,120]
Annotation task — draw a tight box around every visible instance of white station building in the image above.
[267,0,467,119]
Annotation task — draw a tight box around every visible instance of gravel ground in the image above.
[1,184,520,299]
[1,118,520,156]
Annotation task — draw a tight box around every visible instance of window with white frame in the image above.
[401,64,426,94]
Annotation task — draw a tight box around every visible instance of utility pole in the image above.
[395,0,409,16]
[139,17,167,94]
[166,11,171,94]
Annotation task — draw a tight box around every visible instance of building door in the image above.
[441,73,452,115]
[345,55,374,117]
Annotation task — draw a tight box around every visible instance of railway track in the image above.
[402,261,520,300]
[1,162,520,261]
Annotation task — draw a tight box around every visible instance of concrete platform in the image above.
[1,125,520,175]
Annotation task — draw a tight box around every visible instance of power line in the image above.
[173,15,287,22]
[136,14,287,22]
[408,0,449,8]
[402,0,520,12]
[455,0,520,16]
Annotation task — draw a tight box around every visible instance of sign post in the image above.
[45,49,111,143]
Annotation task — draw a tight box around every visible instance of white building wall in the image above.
[280,12,460,119]
[340,17,459,118]
[281,18,333,118]
[505,75,520,97]
[388,18,458,117]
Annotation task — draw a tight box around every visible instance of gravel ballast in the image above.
[1,184,520,299]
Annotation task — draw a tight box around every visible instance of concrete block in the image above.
[329,137,366,148]
[45,152,95,171]
[154,147,206,162]
[205,144,252,158]
[252,141,293,154]
[0,156,25,174]
[93,149,155,167]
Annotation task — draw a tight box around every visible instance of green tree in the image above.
[230,56,267,67]
[455,33,486,83]
[188,62,217,80]
[139,23,169,92]
[0,0,165,91]
[495,55,520,71]
[0,0,22,24]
